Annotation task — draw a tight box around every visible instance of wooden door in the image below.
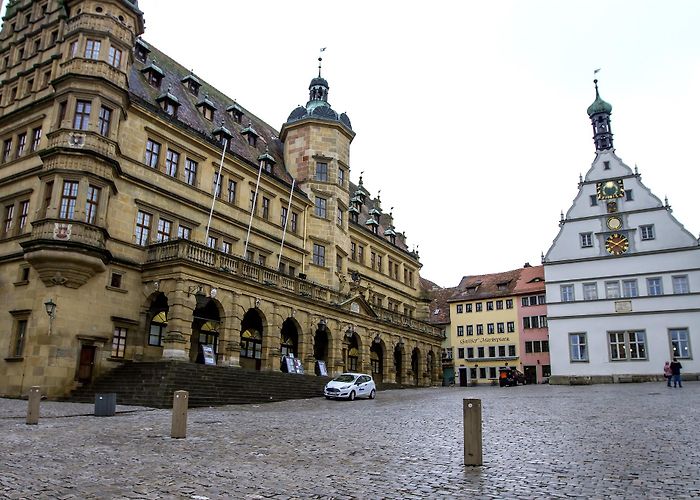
[77,345,96,382]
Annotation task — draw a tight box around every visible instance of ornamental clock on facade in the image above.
[607,216,622,230]
[596,179,625,200]
[605,233,629,255]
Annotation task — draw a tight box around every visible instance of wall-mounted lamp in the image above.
[344,325,354,339]
[44,298,56,335]
[187,285,209,309]
[397,337,404,348]
[318,318,327,332]
[373,333,381,344]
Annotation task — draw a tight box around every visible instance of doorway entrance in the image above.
[77,345,96,383]
[524,365,537,385]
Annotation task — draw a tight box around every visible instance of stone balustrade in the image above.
[46,129,118,158]
[30,219,106,249]
[146,239,441,338]
[57,57,127,89]
[64,13,134,45]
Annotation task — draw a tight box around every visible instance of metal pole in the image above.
[463,398,483,466]
[243,159,264,259]
[276,178,295,270]
[204,139,228,245]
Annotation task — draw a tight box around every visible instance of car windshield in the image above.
[332,374,356,383]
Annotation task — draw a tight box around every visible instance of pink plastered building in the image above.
[514,265,551,384]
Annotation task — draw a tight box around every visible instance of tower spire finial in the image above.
[318,47,326,77]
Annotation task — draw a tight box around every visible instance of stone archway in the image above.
[370,340,384,384]
[190,299,221,364]
[313,321,330,368]
[411,347,421,386]
[345,333,360,372]
[394,343,404,384]
[280,318,300,372]
[146,292,169,352]
[240,308,264,371]
[426,350,435,386]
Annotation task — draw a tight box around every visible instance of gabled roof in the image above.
[513,265,545,294]
[449,268,524,302]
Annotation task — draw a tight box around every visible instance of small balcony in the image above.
[46,129,117,159]
[21,219,109,288]
[64,13,135,46]
[56,57,127,89]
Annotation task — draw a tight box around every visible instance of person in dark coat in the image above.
[670,358,683,388]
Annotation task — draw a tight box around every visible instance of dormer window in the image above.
[212,122,233,148]
[466,286,477,294]
[181,72,201,96]
[134,39,150,63]
[196,94,216,121]
[365,216,379,234]
[141,59,164,88]
[227,102,244,123]
[349,205,359,224]
[156,85,179,117]
[384,227,397,245]
[258,150,275,174]
[241,122,259,147]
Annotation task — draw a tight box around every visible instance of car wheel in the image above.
[348,390,356,401]
[369,389,376,399]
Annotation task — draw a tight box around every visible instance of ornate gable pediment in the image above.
[337,295,378,318]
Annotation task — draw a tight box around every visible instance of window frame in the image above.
[669,328,692,359]
[569,332,588,362]
[312,243,326,267]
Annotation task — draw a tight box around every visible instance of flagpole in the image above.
[243,158,264,260]
[276,178,295,270]
[205,139,228,246]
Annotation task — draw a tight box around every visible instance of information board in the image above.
[316,360,328,376]
[202,344,216,365]
[293,358,304,374]
[283,355,296,373]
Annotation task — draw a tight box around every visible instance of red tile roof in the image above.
[513,265,546,294]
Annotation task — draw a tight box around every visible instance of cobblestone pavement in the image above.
[1,382,698,499]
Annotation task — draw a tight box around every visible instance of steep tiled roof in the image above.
[420,278,455,326]
[449,268,524,302]
[128,41,293,185]
[513,265,545,294]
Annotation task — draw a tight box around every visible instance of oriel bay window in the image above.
[84,185,101,224]
[59,180,79,219]
[98,106,112,136]
[73,100,91,130]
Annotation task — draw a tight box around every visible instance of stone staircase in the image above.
[68,361,334,408]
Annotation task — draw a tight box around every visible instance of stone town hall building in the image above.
[0,0,442,397]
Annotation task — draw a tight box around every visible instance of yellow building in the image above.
[0,0,442,398]
[447,269,522,385]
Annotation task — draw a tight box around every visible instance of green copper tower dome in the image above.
[587,79,614,151]
[587,79,613,116]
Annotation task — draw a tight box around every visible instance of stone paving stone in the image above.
[1,382,699,498]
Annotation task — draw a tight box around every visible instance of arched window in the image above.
[241,329,262,360]
[148,311,167,346]
[348,347,359,372]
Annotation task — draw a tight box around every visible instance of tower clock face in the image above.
[607,216,622,231]
[596,179,625,200]
[605,233,629,255]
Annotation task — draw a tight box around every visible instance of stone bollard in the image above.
[26,386,41,425]
[463,398,483,466]
[171,390,189,439]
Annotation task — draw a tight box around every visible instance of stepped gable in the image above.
[450,268,523,302]
[513,265,545,294]
[129,42,293,186]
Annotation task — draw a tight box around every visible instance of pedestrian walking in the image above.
[663,361,672,387]
[670,358,683,388]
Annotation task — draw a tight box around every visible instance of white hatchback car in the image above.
[324,373,376,401]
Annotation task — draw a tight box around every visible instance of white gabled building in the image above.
[544,81,700,384]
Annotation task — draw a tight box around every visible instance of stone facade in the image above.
[0,0,442,398]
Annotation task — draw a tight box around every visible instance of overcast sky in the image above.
[10,0,700,287]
